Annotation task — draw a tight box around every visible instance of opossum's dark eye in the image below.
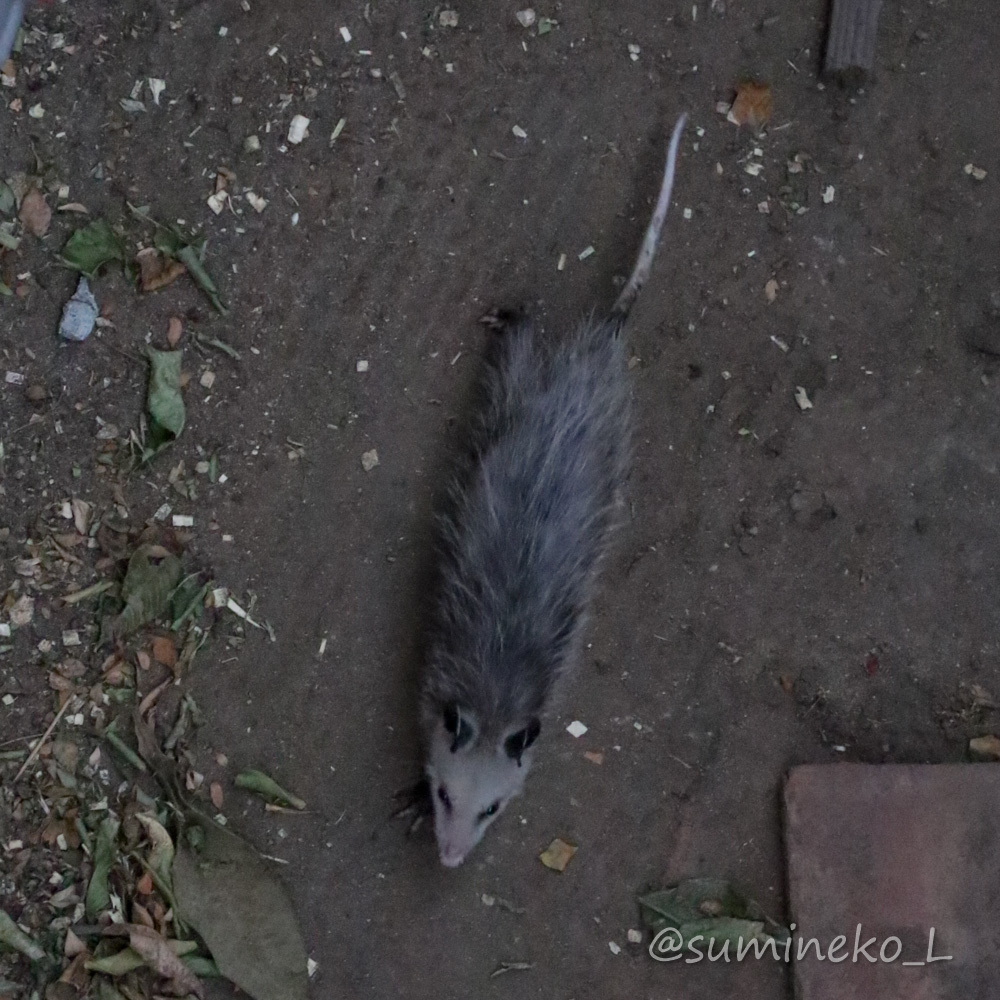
[504,717,541,764]
[437,785,452,812]
[477,801,500,823]
[443,702,475,752]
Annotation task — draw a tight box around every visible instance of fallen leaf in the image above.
[151,635,178,669]
[764,278,779,303]
[57,202,90,214]
[539,837,577,872]
[969,735,1000,760]
[779,674,795,694]
[10,594,35,626]
[638,877,787,951]
[583,751,604,765]
[126,924,204,998]
[145,349,186,457]
[110,545,183,637]
[136,246,187,292]
[137,872,154,895]
[62,219,126,276]
[864,653,879,676]
[172,812,309,1000]
[0,909,46,961]
[727,81,772,129]
[210,782,224,809]
[235,769,306,810]
[167,316,183,348]
[19,188,51,236]
[86,817,120,919]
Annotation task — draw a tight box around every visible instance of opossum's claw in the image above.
[478,306,525,333]
[390,776,432,837]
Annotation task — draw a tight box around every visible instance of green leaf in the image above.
[61,219,126,277]
[145,349,185,458]
[0,180,14,215]
[0,909,46,961]
[0,226,20,250]
[86,948,146,976]
[175,244,228,314]
[173,812,308,1000]
[235,769,306,810]
[638,876,789,947]
[86,816,120,920]
[112,544,183,636]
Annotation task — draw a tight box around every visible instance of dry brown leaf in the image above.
[167,316,183,348]
[151,635,177,669]
[136,650,151,671]
[136,871,154,896]
[583,751,604,765]
[64,928,86,958]
[210,781,224,809]
[138,678,171,716]
[19,188,51,236]
[728,81,772,129]
[969,735,1000,760]
[126,924,204,998]
[764,278,779,303]
[57,202,90,214]
[131,900,156,928]
[136,247,187,293]
[539,837,577,872]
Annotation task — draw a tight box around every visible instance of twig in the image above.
[14,698,72,781]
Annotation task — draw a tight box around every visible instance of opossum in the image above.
[419,114,687,867]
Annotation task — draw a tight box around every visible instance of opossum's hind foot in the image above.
[478,305,526,334]
[388,776,432,837]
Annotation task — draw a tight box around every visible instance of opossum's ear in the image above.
[504,717,541,766]
[443,702,475,753]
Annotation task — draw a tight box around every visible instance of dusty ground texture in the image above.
[2,0,1000,997]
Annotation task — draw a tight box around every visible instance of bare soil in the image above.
[2,1,999,998]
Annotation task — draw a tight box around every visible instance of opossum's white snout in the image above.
[438,845,466,868]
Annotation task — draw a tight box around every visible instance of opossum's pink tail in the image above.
[610,112,687,323]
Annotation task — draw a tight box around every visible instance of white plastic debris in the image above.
[361,449,379,472]
[148,78,166,104]
[246,191,267,213]
[58,277,99,342]
[515,9,536,27]
[608,942,622,956]
[566,720,588,738]
[287,114,311,144]
[821,185,835,204]
[356,359,369,372]
[439,9,458,27]
[512,124,528,139]
[794,386,814,411]
[627,928,643,944]
[172,514,194,527]
[339,26,352,43]
[627,43,640,61]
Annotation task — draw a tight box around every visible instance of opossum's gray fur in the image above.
[420,314,630,741]
[417,113,686,866]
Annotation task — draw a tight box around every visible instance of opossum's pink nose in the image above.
[439,844,466,867]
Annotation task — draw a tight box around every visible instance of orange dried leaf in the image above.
[539,837,577,872]
[728,81,772,128]
[151,636,177,669]
[210,781,224,808]
[136,247,187,292]
[19,189,51,237]
[167,316,183,348]
[136,872,154,895]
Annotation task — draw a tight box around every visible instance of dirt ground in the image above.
[2,0,999,997]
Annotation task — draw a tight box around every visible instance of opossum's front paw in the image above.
[390,776,432,836]
[478,306,526,333]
